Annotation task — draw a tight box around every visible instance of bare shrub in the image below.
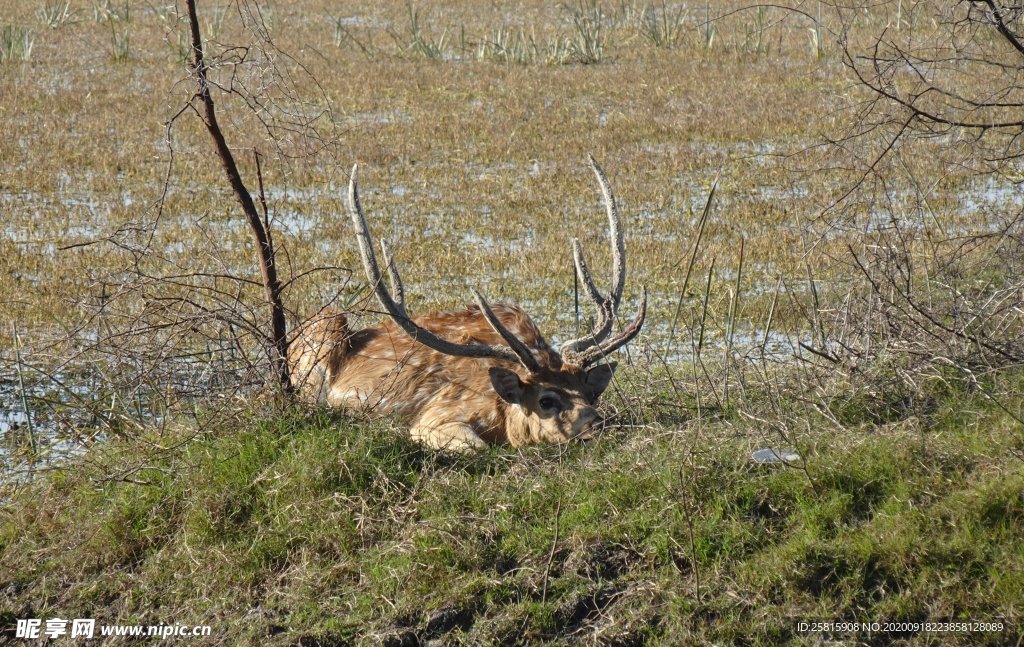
[1,1,349,473]
[786,1,1024,430]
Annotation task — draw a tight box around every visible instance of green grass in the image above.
[2,368,1022,645]
[0,24,33,62]
[37,1,78,30]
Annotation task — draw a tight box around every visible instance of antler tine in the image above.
[572,239,605,306]
[379,238,405,316]
[574,287,647,368]
[346,164,538,371]
[559,241,613,356]
[588,154,625,311]
[560,240,612,354]
[348,164,391,306]
[472,289,541,372]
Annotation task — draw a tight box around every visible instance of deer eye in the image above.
[538,395,561,411]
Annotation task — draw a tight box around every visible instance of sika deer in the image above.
[288,157,646,451]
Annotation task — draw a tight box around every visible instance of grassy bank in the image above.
[2,365,1022,645]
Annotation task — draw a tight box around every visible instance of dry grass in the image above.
[0,1,924,342]
[0,2,1010,357]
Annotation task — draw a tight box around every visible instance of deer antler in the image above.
[347,165,542,373]
[565,288,647,367]
[559,156,646,367]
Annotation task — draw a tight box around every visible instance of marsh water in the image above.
[2,166,1019,476]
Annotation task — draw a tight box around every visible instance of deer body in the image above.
[289,157,645,451]
[290,304,613,450]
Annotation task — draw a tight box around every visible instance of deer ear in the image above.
[489,366,526,404]
[584,362,617,401]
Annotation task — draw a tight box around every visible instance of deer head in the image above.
[344,156,646,446]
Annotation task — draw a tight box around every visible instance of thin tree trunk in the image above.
[184,0,292,394]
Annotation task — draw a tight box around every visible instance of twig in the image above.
[760,276,782,358]
[541,496,562,604]
[667,175,717,352]
[723,238,744,407]
[12,323,37,457]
